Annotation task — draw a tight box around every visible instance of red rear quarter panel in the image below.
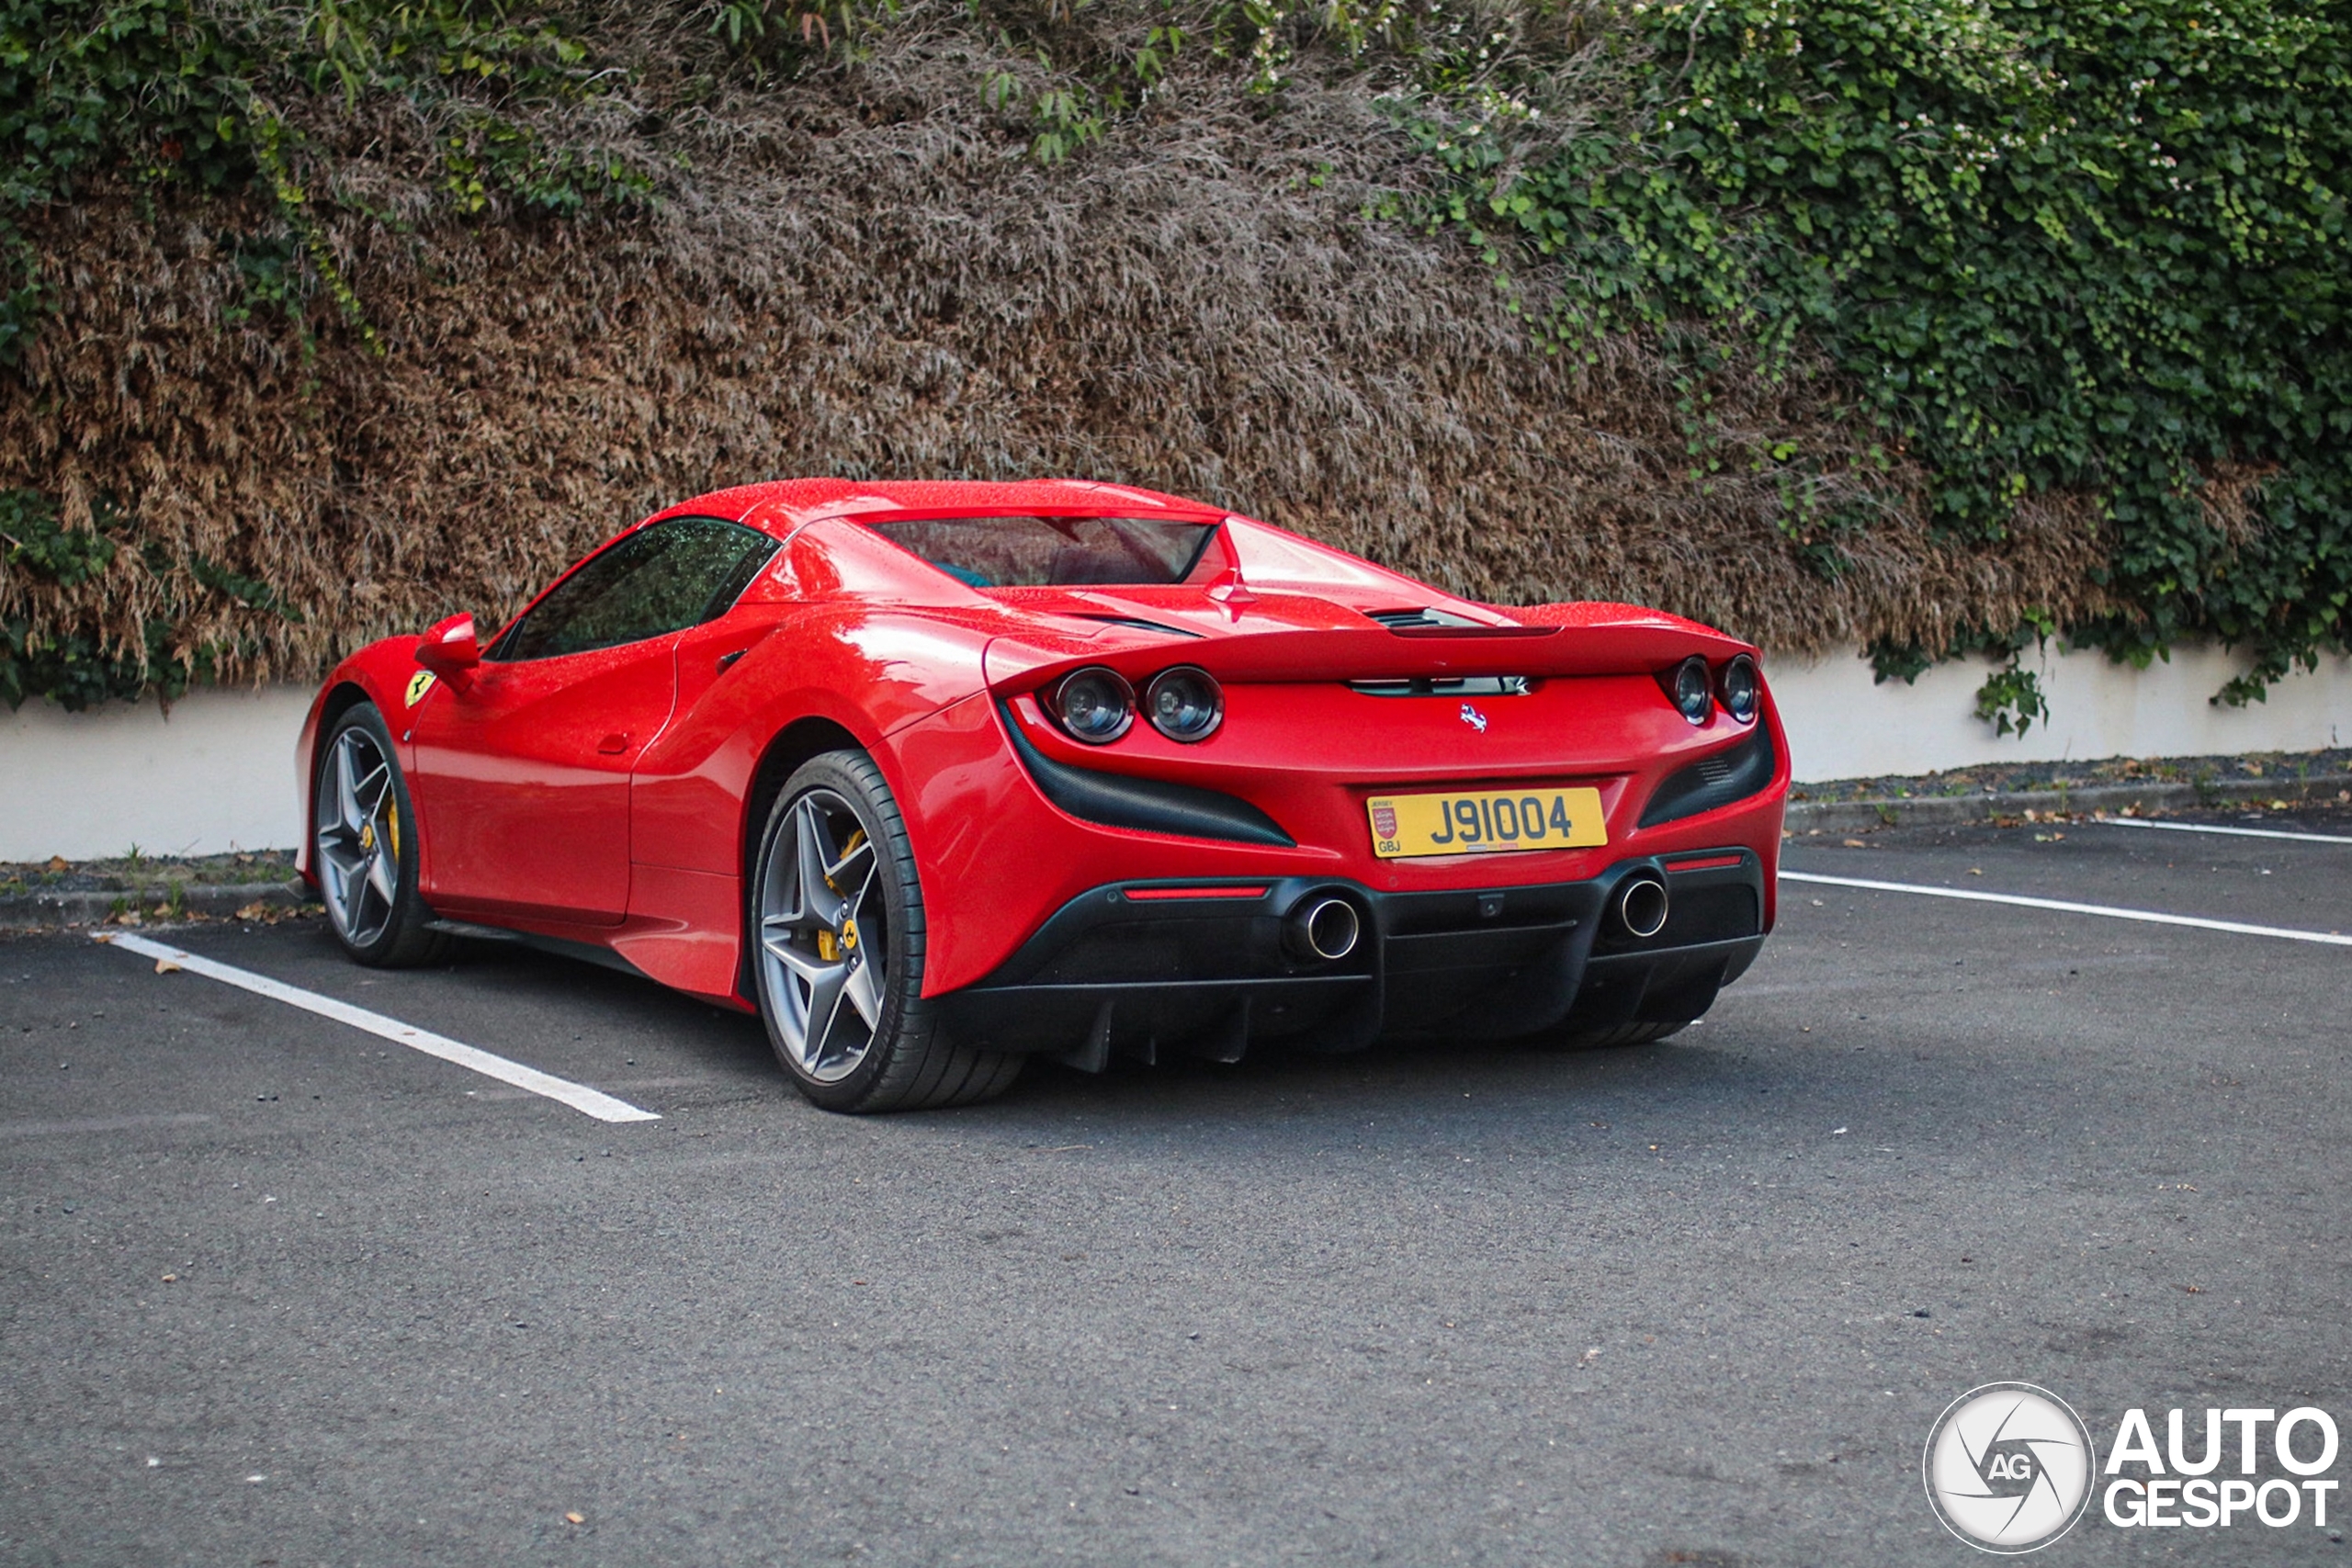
[629,600,1002,876]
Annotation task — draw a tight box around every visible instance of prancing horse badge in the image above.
[1459,704,1488,733]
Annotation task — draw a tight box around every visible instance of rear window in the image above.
[870,516,1217,589]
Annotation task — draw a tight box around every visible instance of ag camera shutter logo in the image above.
[1923,1382,2097,1553]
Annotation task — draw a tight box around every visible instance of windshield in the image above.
[869,516,1217,589]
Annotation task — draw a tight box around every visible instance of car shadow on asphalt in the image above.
[251,918,2123,1159]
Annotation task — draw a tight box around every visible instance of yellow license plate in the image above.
[1365,786,1607,859]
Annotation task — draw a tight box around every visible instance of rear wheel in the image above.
[313,703,450,967]
[749,750,1022,1112]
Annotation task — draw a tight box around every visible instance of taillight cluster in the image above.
[1664,654,1760,726]
[1048,666,1225,744]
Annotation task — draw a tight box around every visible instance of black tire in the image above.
[312,702,451,968]
[747,750,1023,1113]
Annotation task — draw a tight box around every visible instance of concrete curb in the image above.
[0,880,311,931]
[1784,773,2352,834]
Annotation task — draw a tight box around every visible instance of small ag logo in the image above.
[1458,703,1488,733]
[1924,1382,2097,1553]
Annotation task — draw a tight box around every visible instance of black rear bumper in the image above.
[938,852,1768,1066]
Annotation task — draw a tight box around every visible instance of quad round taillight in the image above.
[1720,654,1759,724]
[1671,656,1713,726]
[1053,667,1136,743]
[1146,667,1223,742]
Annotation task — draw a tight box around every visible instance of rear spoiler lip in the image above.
[978,622,1757,695]
[1381,624,1557,639]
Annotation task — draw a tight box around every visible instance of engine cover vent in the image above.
[1364,606,1485,631]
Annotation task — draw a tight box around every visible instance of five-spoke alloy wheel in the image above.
[756,786,888,1083]
[313,703,448,967]
[750,751,1022,1112]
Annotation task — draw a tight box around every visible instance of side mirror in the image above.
[415,613,481,676]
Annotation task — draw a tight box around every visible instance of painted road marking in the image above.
[1781,871,2352,948]
[2096,818,2352,846]
[93,932,662,1123]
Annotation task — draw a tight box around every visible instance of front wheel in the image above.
[749,750,1023,1112]
[313,702,450,967]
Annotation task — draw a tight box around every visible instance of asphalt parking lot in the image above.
[4,809,2348,1567]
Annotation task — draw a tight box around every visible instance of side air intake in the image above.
[1638,728,1777,828]
[1001,704,1295,847]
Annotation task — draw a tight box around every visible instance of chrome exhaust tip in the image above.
[1285,897,1362,963]
[1615,875,1669,940]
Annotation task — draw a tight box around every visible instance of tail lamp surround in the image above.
[1670,657,1713,726]
[1145,667,1224,742]
[1660,653,1762,726]
[1719,655,1759,724]
[1050,665,1227,745]
[1053,667,1136,743]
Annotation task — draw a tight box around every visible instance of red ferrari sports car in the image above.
[297,479,1788,1111]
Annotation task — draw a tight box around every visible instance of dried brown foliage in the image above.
[0,14,2119,689]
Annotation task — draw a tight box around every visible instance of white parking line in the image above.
[2097,818,2352,846]
[1781,871,2352,947]
[94,932,662,1123]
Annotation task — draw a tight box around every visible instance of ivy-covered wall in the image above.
[3,0,2345,732]
[1400,0,2350,725]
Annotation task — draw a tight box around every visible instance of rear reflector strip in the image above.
[1663,853,1746,873]
[1123,885,1271,901]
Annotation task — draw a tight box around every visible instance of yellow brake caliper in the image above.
[814,829,867,962]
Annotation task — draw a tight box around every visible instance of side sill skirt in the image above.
[424,917,656,981]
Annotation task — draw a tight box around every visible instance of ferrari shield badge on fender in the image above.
[406,671,435,707]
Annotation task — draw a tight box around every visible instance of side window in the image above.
[493,518,779,661]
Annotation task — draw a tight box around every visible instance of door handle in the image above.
[597,732,630,755]
[716,649,748,674]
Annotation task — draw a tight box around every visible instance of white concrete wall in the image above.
[1,684,315,861]
[1767,642,2351,781]
[1,645,2346,861]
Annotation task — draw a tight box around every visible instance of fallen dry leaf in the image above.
[160,1273,177,1282]
[46,855,69,873]
[153,958,181,974]
[565,1512,584,1525]
[1842,838,1867,848]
